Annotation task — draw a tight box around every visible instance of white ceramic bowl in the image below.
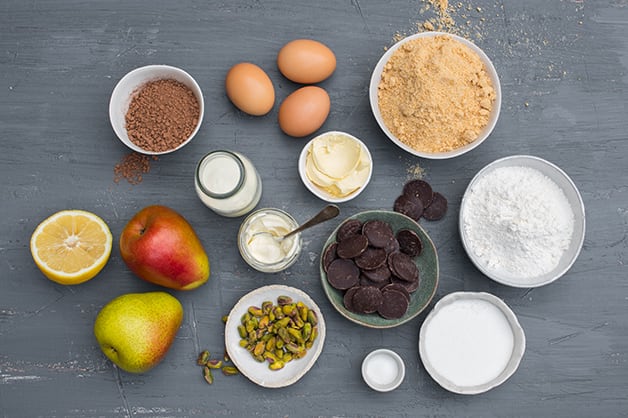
[419,292,526,395]
[224,285,326,388]
[459,155,586,288]
[361,349,405,392]
[109,65,204,155]
[369,32,501,159]
[298,131,373,203]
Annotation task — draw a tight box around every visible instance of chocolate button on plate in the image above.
[320,210,439,329]
[363,220,394,248]
[354,247,388,271]
[378,289,410,319]
[336,234,369,259]
[397,229,423,257]
[389,251,419,282]
[326,258,360,290]
[337,219,363,241]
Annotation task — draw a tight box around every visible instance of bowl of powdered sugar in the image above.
[459,155,585,288]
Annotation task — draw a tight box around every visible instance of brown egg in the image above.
[278,86,330,137]
[277,39,336,84]
[225,62,275,116]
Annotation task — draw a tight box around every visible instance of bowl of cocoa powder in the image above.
[369,32,501,159]
[109,65,204,155]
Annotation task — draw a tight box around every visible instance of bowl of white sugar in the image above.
[459,155,586,288]
[419,292,526,395]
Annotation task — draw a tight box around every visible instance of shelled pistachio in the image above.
[238,295,319,371]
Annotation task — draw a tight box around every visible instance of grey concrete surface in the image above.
[1,1,627,417]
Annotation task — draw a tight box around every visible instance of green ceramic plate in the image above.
[320,210,439,328]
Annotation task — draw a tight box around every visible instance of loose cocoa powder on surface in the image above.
[378,35,495,153]
[125,79,200,153]
[113,152,158,185]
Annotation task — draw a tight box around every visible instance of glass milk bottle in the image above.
[195,150,262,217]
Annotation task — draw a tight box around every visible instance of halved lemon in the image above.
[30,210,113,285]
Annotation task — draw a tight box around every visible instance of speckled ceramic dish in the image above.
[224,285,326,388]
[320,210,439,329]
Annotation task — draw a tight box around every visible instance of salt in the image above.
[423,298,514,388]
[364,352,399,387]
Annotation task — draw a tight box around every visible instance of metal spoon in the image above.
[254,204,340,242]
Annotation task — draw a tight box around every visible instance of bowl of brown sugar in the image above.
[109,65,204,155]
[369,32,501,159]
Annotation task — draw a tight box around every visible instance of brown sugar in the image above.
[125,79,200,153]
[377,35,495,153]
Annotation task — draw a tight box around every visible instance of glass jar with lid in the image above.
[237,208,302,273]
[195,150,262,217]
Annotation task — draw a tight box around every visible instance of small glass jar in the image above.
[195,150,262,217]
[238,208,302,273]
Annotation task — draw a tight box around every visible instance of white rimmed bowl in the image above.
[224,285,326,388]
[361,349,406,392]
[369,32,501,159]
[419,292,526,395]
[459,155,586,288]
[298,131,373,203]
[109,65,204,155]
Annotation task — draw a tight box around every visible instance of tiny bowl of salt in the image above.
[419,292,526,395]
[109,65,204,155]
[369,32,501,159]
[361,349,405,392]
[459,155,586,288]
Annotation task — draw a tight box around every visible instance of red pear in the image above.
[120,205,209,290]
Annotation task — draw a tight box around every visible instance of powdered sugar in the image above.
[462,165,574,282]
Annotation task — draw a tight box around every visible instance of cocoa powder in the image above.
[125,79,200,153]
[114,152,158,185]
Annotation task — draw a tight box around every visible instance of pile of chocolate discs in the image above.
[322,218,423,319]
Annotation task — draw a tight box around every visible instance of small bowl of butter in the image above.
[298,131,373,203]
[238,208,302,273]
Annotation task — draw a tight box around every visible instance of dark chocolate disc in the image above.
[384,237,400,254]
[403,179,434,207]
[352,286,383,314]
[423,192,448,221]
[389,252,419,282]
[343,286,360,313]
[361,264,392,283]
[327,258,360,290]
[362,220,394,248]
[336,234,368,259]
[322,242,338,273]
[354,247,387,271]
[377,289,410,319]
[393,194,424,221]
[396,229,423,257]
[391,275,420,293]
[382,283,411,303]
[337,219,363,242]
[359,274,390,289]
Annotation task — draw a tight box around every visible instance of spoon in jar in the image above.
[253,204,340,242]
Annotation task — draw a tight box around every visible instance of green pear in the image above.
[94,292,183,373]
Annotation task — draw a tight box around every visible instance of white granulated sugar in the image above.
[462,166,574,282]
[423,298,514,387]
